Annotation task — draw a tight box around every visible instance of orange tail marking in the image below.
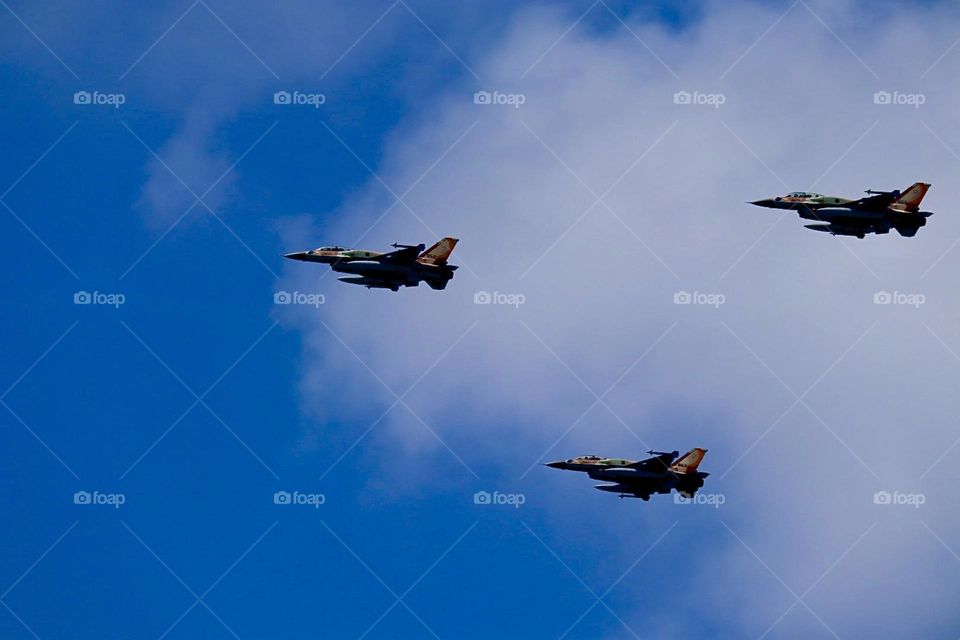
[894,182,930,211]
[669,448,707,474]
[418,237,459,265]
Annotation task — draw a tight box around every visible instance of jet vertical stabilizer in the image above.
[418,237,459,265]
[669,448,707,474]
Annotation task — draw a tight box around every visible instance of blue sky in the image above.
[5,1,960,638]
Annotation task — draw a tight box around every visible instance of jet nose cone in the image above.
[545,461,566,469]
[284,251,309,261]
[749,199,770,207]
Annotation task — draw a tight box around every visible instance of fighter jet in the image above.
[284,237,459,291]
[750,182,932,238]
[546,448,709,501]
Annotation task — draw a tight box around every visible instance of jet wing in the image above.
[373,244,425,265]
[627,451,677,472]
[849,191,898,212]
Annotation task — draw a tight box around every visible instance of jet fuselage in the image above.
[750,183,933,238]
[546,449,709,501]
[284,238,460,291]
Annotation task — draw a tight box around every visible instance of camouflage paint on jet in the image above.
[750,182,932,238]
[285,237,459,292]
[546,448,709,501]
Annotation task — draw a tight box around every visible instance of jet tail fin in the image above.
[418,237,458,265]
[894,182,930,211]
[669,448,707,474]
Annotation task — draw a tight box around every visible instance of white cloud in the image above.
[134,109,235,230]
[277,0,960,635]
[115,1,535,227]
